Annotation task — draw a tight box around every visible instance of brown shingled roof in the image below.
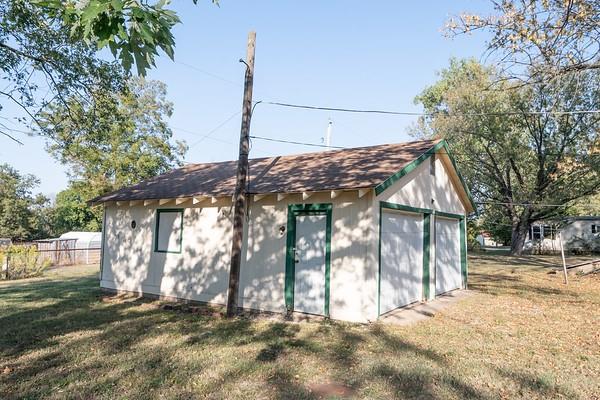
[91,139,440,203]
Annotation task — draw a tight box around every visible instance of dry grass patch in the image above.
[0,258,598,399]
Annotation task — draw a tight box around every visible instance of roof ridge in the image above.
[182,138,439,167]
[89,138,442,204]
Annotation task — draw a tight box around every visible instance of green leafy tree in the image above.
[52,184,103,234]
[0,164,51,241]
[568,192,600,215]
[415,59,600,254]
[446,0,600,83]
[1,0,217,145]
[34,0,218,76]
[0,0,124,143]
[39,77,187,230]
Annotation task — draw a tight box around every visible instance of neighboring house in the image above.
[525,217,600,253]
[91,139,475,323]
[476,231,501,247]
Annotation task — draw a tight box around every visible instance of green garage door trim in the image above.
[284,203,333,317]
[378,201,432,317]
[377,201,467,317]
[434,212,468,288]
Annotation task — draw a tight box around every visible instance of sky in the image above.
[1,0,493,197]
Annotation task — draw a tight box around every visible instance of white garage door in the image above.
[435,217,462,295]
[380,211,423,314]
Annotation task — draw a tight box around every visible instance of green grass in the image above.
[0,258,599,399]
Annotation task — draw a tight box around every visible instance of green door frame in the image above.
[434,211,468,289]
[284,203,333,317]
[378,201,432,317]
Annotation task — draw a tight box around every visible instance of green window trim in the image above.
[154,208,184,254]
[284,203,333,317]
[374,140,476,212]
[377,201,468,317]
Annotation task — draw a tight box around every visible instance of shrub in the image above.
[0,244,51,280]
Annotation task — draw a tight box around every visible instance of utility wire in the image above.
[249,135,345,149]
[263,101,600,116]
[249,134,597,157]
[174,110,241,149]
[175,61,242,88]
[476,201,573,208]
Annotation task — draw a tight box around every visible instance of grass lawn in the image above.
[0,256,598,399]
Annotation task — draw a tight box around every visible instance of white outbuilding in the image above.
[59,231,103,264]
[91,139,475,323]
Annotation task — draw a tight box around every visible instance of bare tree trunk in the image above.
[510,223,529,255]
[509,205,534,255]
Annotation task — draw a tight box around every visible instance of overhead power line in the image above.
[175,60,242,88]
[476,201,573,208]
[248,134,596,157]
[263,101,600,117]
[173,110,241,148]
[249,135,345,149]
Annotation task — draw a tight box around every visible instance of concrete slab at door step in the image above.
[379,290,472,326]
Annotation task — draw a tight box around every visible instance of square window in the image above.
[154,209,183,253]
[532,226,542,240]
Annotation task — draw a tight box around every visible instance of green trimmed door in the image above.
[379,210,424,314]
[435,216,462,295]
[285,204,332,317]
[293,214,328,315]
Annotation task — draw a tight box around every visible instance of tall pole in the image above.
[226,31,256,317]
[559,232,568,285]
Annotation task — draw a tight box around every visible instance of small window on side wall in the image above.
[593,224,599,234]
[154,209,183,253]
[430,153,436,176]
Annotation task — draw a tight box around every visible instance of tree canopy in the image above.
[447,0,600,83]
[39,77,187,232]
[415,59,600,253]
[0,0,124,143]
[34,0,218,76]
[0,164,51,241]
[1,0,216,145]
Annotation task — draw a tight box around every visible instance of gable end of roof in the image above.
[374,140,476,213]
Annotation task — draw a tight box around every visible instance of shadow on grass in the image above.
[0,268,584,400]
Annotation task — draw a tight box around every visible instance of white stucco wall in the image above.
[377,155,466,215]
[101,198,233,304]
[100,152,469,323]
[101,191,376,323]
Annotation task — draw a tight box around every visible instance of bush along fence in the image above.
[0,244,101,280]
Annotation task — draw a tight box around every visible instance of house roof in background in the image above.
[91,139,450,204]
